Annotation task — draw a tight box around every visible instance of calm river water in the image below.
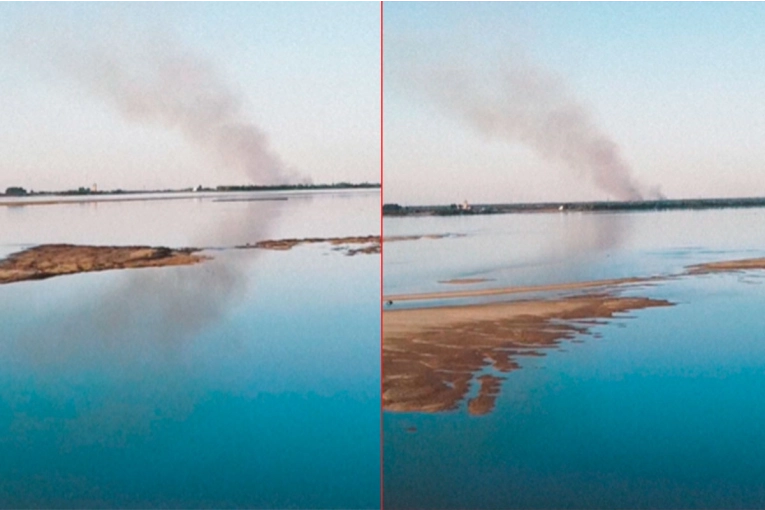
[0,190,380,509]
[384,208,765,509]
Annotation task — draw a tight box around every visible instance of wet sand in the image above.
[687,257,765,274]
[0,233,409,285]
[240,233,458,256]
[0,233,423,284]
[0,244,206,284]
[240,236,381,256]
[386,257,765,303]
[439,278,494,285]
[385,276,659,303]
[383,255,765,415]
[467,375,505,416]
[383,292,673,414]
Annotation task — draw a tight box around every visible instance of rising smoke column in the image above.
[3,14,303,445]
[407,52,659,201]
[20,21,297,186]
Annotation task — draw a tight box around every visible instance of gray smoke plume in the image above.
[0,10,312,447]
[73,42,296,185]
[402,51,661,201]
[14,18,298,185]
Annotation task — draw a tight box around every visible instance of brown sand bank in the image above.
[383,293,672,415]
[0,244,206,284]
[240,236,381,255]
[383,253,765,416]
[239,233,459,256]
[385,233,465,242]
[439,278,494,285]
[0,231,460,284]
[385,276,660,303]
[385,256,765,304]
[686,257,765,275]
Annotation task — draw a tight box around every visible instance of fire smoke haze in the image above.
[406,53,658,202]
[51,34,294,185]
[384,3,765,205]
[0,3,379,190]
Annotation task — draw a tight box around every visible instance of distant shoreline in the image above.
[383,196,765,217]
[0,184,379,207]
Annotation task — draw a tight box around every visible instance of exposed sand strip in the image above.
[239,236,381,256]
[383,293,672,415]
[385,276,660,302]
[383,255,765,416]
[386,257,765,303]
[238,233,459,256]
[0,233,461,284]
[439,278,494,285]
[0,244,206,284]
[687,257,765,274]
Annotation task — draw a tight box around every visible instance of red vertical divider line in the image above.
[379,1,384,509]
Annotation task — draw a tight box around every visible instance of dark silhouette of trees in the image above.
[4,187,27,196]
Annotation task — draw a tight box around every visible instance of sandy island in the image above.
[0,244,206,285]
[686,257,765,274]
[383,292,673,415]
[0,233,461,284]
[241,235,381,256]
[384,256,765,416]
[239,233,460,256]
[386,276,661,303]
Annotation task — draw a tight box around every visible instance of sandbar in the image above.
[239,236,381,255]
[238,233,459,256]
[0,244,206,284]
[439,278,494,285]
[385,276,660,303]
[383,292,673,414]
[383,253,765,416]
[686,257,765,274]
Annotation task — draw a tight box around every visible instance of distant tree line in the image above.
[2,182,380,197]
[4,186,27,196]
[213,182,380,192]
[212,182,380,191]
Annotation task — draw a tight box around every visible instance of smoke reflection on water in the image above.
[557,212,628,260]
[3,198,286,447]
[2,261,246,447]
[458,212,632,287]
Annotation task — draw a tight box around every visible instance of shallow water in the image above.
[383,208,765,296]
[0,190,380,508]
[384,208,765,509]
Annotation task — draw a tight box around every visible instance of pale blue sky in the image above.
[0,3,380,191]
[385,2,765,204]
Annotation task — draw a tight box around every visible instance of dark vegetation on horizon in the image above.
[383,197,765,216]
[2,182,380,197]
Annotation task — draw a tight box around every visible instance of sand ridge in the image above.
[239,233,460,256]
[383,255,765,416]
[383,292,673,415]
[0,244,206,284]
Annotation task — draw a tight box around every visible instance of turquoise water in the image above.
[0,191,380,508]
[384,208,765,509]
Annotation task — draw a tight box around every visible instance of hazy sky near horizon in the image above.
[385,2,765,205]
[0,3,379,191]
